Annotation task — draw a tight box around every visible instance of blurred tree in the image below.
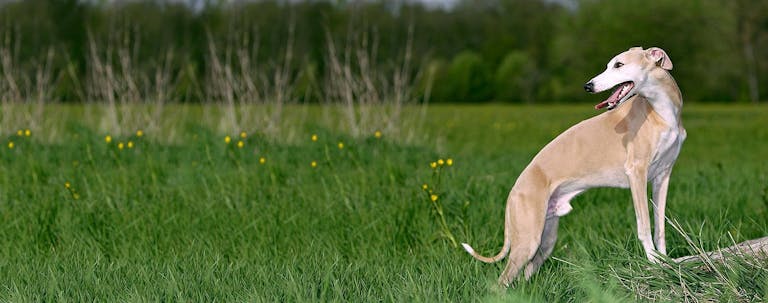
[494,50,536,103]
[294,61,320,102]
[734,0,768,103]
[438,50,492,102]
[550,0,742,102]
[414,58,444,103]
[0,0,764,103]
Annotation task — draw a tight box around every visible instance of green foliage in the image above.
[413,59,443,103]
[550,0,747,102]
[0,0,766,103]
[495,51,536,103]
[434,51,493,102]
[294,61,320,102]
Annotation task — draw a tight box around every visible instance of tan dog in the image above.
[462,47,686,287]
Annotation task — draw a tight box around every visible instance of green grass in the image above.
[1,104,767,301]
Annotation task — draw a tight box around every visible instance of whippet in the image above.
[462,47,686,287]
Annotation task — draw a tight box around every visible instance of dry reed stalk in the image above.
[322,18,423,140]
[86,26,176,137]
[0,30,55,139]
[205,19,298,138]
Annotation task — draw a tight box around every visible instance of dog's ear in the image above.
[645,47,673,70]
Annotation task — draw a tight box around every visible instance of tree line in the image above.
[0,0,765,104]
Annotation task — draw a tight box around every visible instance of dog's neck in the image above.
[639,72,683,128]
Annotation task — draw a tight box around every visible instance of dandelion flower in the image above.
[237,140,244,148]
[127,141,134,149]
[259,157,266,164]
[422,184,428,190]
[118,142,124,150]
[447,158,453,166]
[311,161,317,168]
[225,136,231,144]
[8,141,14,149]
[105,135,112,143]
[24,129,31,137]
[17,129,22,136]
[136,130,144,137]
[430,194,438,202]
[311,134,318,142]
[65,182,71,189]
[438,159,445,166]
[338,142,344,149]
[430,162,437,169]
[240,131,247,139]
[374,131,382,138]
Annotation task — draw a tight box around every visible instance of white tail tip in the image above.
[461,243,475,255]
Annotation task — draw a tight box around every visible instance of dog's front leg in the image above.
[626,161,658,262]
[651,171,671,255]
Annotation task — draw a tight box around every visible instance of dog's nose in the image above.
[584,82,594,93]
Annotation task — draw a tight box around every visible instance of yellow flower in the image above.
[311,134,318,142]
[237,140,244,148]
[240,131,247,139]
[430,162,437,169]
[24,129,31,137]
[7,141,13,149]
[259,157,266,164]
[105,135,112,143]
[374,130,382,138]
[225,136,231,144]
[127,141,134,149]
[311,161,317,168]
[118,142,125,150]
[65,182,71,189]
[136,130,144,137]
[430,194,438,202]
[447,158,453,166]
[16,129,22,136]
[338,142,344,149]
[422,184,428,190]
[438,159,445,166]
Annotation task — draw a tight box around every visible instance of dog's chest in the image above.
[649,127,685,178]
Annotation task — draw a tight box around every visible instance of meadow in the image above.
[1,103,767,302]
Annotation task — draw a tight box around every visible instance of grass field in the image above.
[1,104,767,301]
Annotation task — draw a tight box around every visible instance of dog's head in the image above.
[584,47,673,110]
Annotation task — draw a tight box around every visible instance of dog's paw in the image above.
[646,252,661,264]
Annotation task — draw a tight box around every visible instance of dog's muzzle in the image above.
[584,82,595,93]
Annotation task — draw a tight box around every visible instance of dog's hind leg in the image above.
[522,188,582,279]
[497,190,548,287]
[524,216,559,280]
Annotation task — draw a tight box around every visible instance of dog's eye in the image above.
[614,62,624,68]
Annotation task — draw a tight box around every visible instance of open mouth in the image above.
[594,81,635,110]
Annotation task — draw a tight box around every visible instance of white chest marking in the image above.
[649,127,685,179]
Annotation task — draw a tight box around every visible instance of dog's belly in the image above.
[546,169,629,218]
[578,169,631,188]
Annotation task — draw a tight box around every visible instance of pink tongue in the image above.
[594,85,624,110]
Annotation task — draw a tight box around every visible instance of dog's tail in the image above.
[460,197,513,263]
[461,239,510,263]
